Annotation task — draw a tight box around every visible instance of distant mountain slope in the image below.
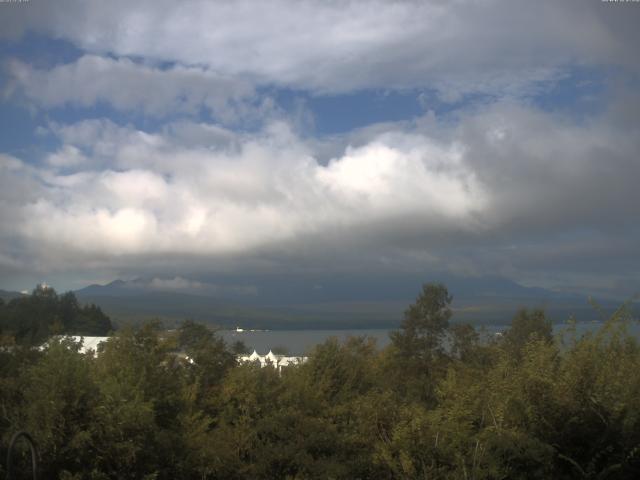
[0,289,25,302]
[73,275,623,329]
[77,279,146,297]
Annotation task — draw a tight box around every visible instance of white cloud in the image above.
[100,170,168,208]
[316,140,478,218]
[146,276,257,296]
[1,94,638,282]
[148,276,205,291]
[7,55,255,120]
[46,145,87,167]
[2,0,637,99]
[0,118,487,269]
[20,201,159,255]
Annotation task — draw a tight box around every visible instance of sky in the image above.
[0,0,639,299]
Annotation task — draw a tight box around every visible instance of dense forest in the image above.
[0,285,113,345]
[1,283,639,479]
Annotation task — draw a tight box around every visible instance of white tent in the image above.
[237,350,308,371]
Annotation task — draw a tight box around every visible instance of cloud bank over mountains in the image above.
[0,0,639,296]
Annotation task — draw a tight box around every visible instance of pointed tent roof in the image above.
[266,350,277,363]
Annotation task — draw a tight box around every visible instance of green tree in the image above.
[449,322,480,363]
[0,287,113,345]
[73,303,113,336]
[177,320,236,402]
[391,283,453,360]
[17,337,100,478]
[502,308,552,358]
[89,322,184,479]
[388,283,453,403]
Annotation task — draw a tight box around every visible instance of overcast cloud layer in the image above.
[1,0,639,296]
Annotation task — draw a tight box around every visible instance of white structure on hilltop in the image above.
[71,336,110,354]
[238,350,308,372]
[40,336,110,356]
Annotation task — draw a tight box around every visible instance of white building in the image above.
[238,350,308,372]
[40,336,110,356]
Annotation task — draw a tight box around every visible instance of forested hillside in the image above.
[0,285,113,345]
[1,284,639,479]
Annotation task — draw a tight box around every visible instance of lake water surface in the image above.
[220,321,639,356]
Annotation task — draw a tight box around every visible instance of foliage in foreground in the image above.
[1,284,639,479]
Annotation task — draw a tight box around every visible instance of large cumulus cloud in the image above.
[1,98,639,294]
[0,118,484,267]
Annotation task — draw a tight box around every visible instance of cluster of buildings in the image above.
[42,336,308,371]
[238,350,308,372]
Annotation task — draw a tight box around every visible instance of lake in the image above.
[220,321,639,355]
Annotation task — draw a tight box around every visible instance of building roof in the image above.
[238,350,308,370]
[41,335,111,355]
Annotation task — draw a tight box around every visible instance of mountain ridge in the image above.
[71,274,616,329]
